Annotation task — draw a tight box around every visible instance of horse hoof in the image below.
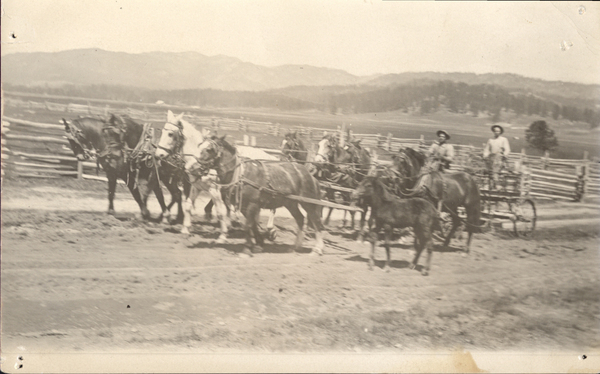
[461,252,468,258]
[241,248,253,258]
[252,245,263,254]
[181,227,191,235]
[384,266,391,273]
[215,236,228,244]
[409,264,416,270]
[421,270,429,276]
[309,249,322,256]
[204,214,213,222]
[107,209,116,216]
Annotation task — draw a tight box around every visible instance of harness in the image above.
[65,123,95,160]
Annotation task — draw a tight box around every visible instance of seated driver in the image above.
[426,130,454,172]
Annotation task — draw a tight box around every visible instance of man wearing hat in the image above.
[426,130,455,172]
[483,124,511,159]
[483,124,511,189]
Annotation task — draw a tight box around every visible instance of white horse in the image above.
[155,111,229,241]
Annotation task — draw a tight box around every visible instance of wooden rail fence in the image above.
[3,98,598,202]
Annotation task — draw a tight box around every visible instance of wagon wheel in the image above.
[512,198,536,237]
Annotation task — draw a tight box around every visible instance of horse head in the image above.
[155,110,186,159]
[63,117,104,161]
[281,131,306,161]
[197,135,238,174]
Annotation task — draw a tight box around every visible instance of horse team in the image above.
[63,111,482,275]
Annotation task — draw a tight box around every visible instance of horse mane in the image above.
[214,136,237,155]
[403,147,426,167]
[179,118,205,147]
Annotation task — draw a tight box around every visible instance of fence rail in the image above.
[3,98,598,202]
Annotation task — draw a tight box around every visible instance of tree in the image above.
[525,120,559,153]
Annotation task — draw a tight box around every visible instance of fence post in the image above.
[376,133,382,148]
[77,161,83,180]
[581,151,589,202]
[250,136,257,147]
[275,123,280,137]
[542,150,550,170]
[386,133,392,152]
[339,124,346,147]
[243,134,250,146]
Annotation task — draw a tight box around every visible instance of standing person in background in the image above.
[483,124,511,189]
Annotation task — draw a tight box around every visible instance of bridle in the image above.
[156,121,185,156]
[65,121,95,160]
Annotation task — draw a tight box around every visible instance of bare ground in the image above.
[2,177,599,359]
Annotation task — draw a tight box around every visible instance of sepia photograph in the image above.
[1,1,599,372]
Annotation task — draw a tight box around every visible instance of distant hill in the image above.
[1,49,361,91]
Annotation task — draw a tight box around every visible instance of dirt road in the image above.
[1,178,599,371]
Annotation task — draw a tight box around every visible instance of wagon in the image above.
[466,156,537,237]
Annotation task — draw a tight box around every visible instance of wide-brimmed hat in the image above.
[491,124,504,134]
[436,130,450,140]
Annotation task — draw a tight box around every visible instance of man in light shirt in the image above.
[426,130,454,172]
[483,124,511,189]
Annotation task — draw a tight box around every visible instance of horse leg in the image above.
[266,209,277,241]
[203,199,214,221]
[301,202,325,256]
[164,177,183,224]
[411,228,425,271]
[285,203,305,254]
[368,221,381,270]
[107,172,117,215]
[442,211,460,248]
[383,224,393,272]
[242,202,260,256]
[147,169,168,223]
[357,207,367,242]
[323,207,334,226]
[126,172,150,220]
[181,186,200,235]
[250,206,264,253]
[208,184,229,243]
[421,229,434,276]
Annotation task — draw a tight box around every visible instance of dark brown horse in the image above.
[195,136,325,256]
[280,131,309,162]
[353,176,439,276]
[393,147,481,253]
[323,140,372,232]
[63,114,180,221]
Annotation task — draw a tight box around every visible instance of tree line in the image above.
[6,80,599,128]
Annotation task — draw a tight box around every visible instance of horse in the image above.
[392,146,481,253]
[154,111,230,240]
[62,114,172,221]
[194,135,325,256]
[353,176,439,276]
[321,139,372,233]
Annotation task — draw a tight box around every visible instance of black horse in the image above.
[280,131,309,162]
[392,147,481,253]
[63,114,183,222]
[353,176,439,276]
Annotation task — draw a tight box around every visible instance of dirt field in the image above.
[2,175,599,369]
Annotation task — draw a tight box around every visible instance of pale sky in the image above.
[2,1,600,84]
